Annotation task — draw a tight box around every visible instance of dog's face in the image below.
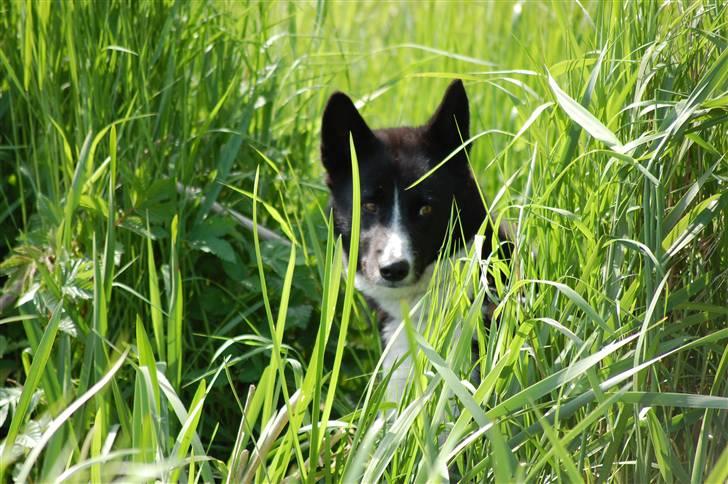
[321,80,486,300]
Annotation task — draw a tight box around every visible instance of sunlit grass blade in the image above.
[0,302,63,477]
[167,215,183,388]
[15,348,130,483]
[547,69,622,151]
[318,134,361,451]
[146,217,165,359]
[170,379,206,483]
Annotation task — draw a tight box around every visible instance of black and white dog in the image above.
[320,80,506,404]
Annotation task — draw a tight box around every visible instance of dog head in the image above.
[320,80,487,300]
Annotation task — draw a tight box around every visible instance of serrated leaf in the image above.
[189,234,236,262]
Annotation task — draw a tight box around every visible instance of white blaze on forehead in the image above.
[379,189,413,269]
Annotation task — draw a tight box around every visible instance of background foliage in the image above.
[1,0,727,482]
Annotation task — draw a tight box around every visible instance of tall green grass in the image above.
[1,0,726,482]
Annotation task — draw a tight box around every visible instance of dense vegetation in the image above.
[1,1,726,482]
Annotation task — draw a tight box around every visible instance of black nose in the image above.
[380,260,410,282]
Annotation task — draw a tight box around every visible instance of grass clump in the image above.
[1,1,727,482]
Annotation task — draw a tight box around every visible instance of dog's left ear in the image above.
[424,79,470,153]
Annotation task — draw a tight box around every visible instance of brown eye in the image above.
[419,204,433,216]
[363,202,378,213]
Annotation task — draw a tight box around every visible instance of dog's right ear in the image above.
[321,92,377,176]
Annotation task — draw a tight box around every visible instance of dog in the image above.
[320,79,507,405]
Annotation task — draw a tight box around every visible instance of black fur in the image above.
[320,80,491,283]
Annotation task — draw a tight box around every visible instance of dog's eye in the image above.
[363,202,378,213]
[419,204,433,216]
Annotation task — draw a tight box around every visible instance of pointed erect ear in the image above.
[425,79,470,152]
[321,92,377,175]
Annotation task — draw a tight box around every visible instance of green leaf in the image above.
[0,302,63,476]
[14,348,130,482]
[170,379,206,483]
[188,233,236,263]
[547,71,622,150]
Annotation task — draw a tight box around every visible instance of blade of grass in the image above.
[15,348,130,482]
[318,134,361,452]
[0,301,63,477]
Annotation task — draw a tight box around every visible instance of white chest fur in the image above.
[347,245,477,406]
[356,262,436,405]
